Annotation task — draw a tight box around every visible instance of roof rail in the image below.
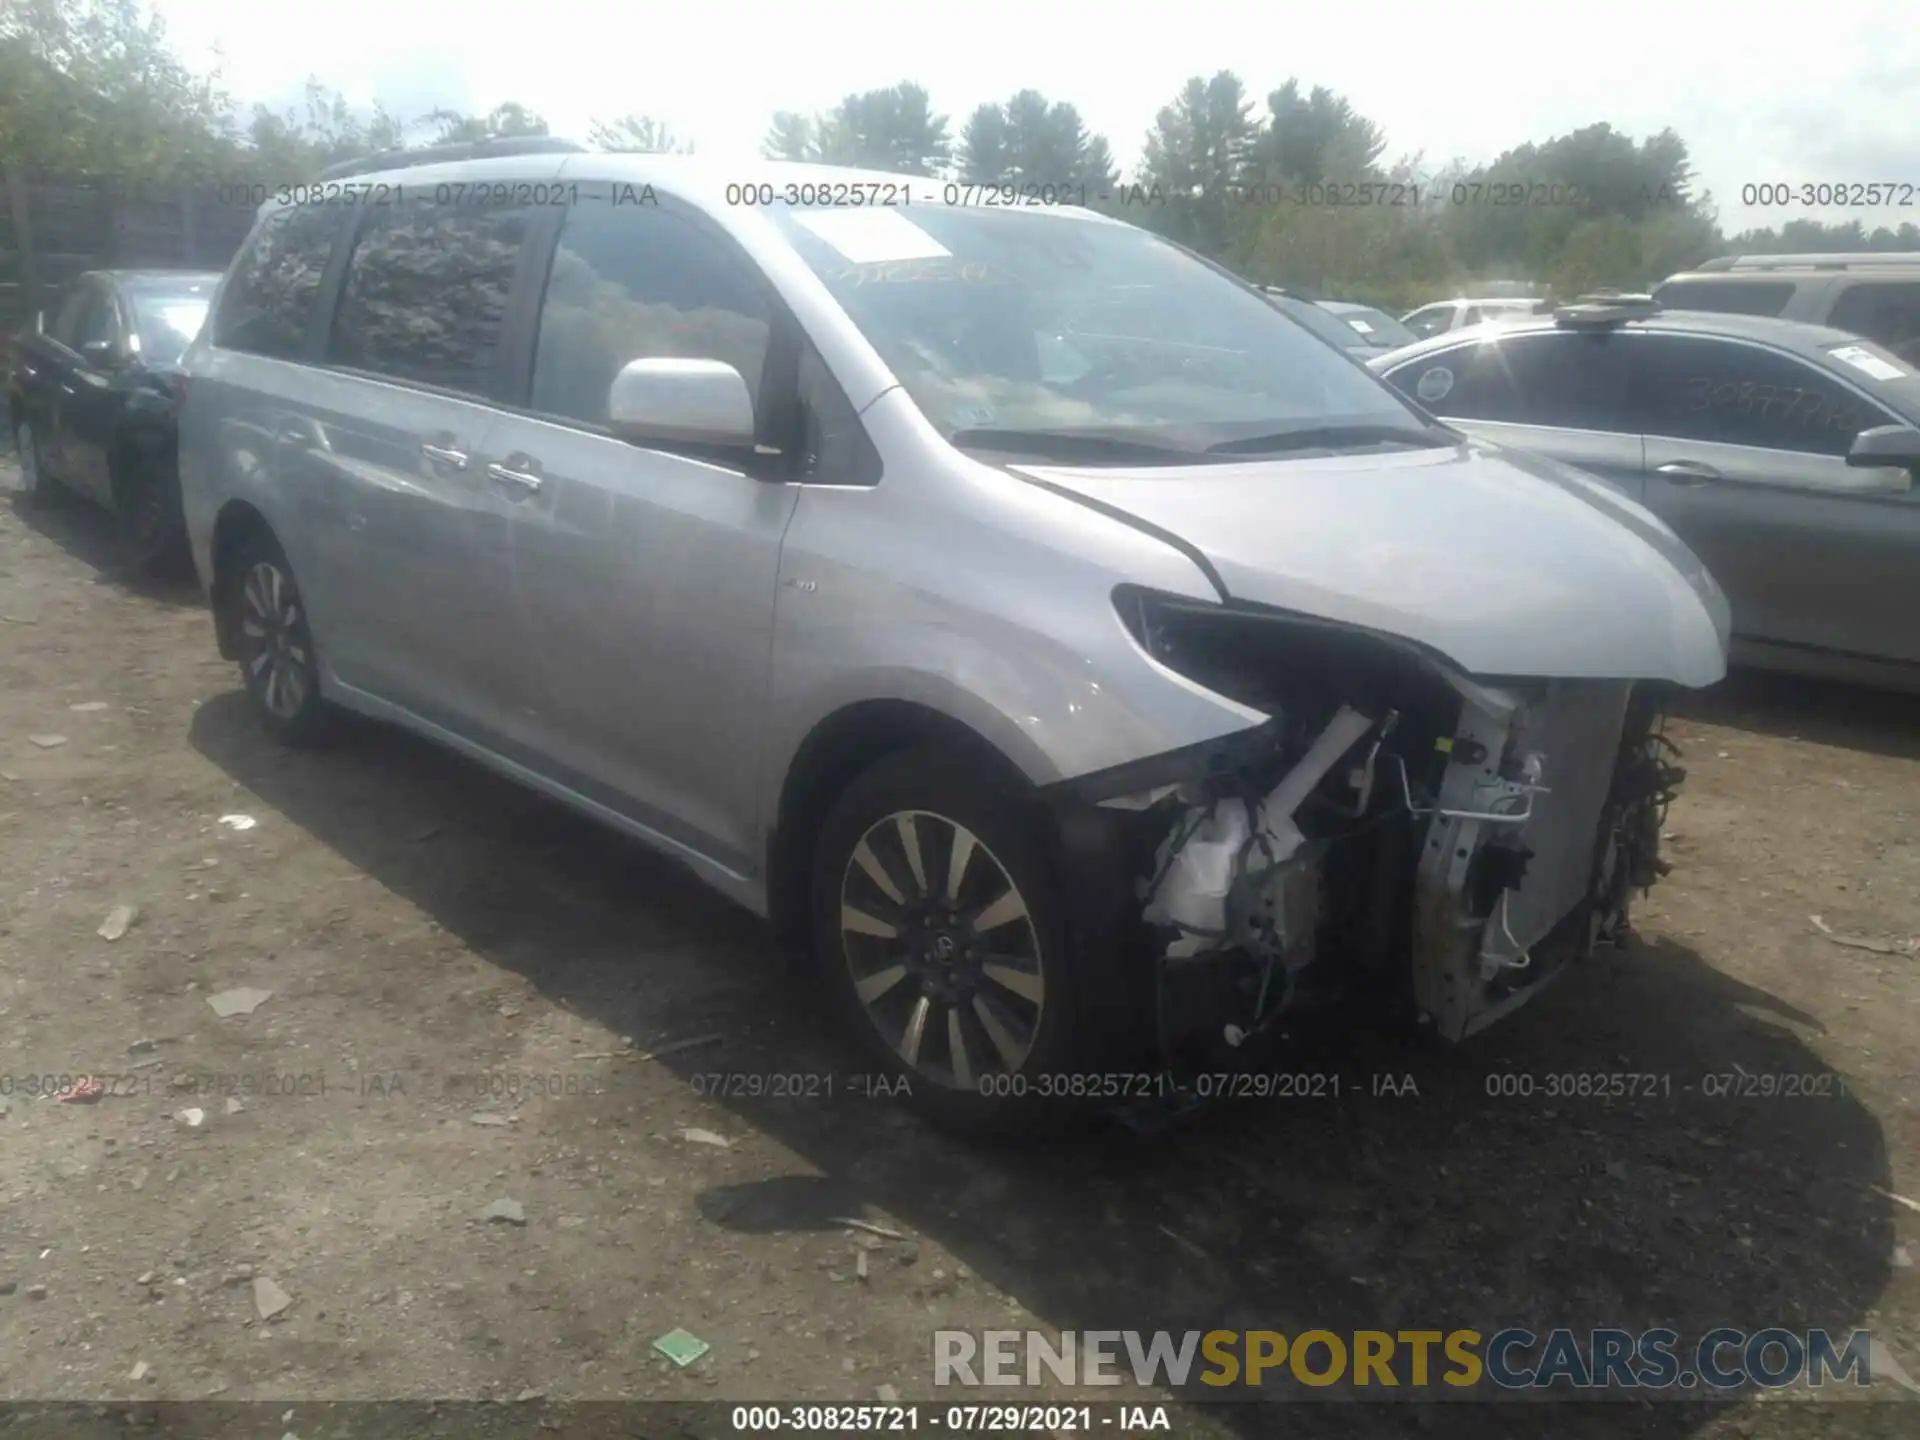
[1553,294,1661,329]
[315,136,590,182]
[1695,252,1920,274]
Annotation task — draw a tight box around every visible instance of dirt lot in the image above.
[1,452,1917,1439]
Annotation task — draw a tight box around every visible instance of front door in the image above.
[1629,333,1920,665]
[482,195,799,873]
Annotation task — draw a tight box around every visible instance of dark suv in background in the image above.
[1654,254,1920,364]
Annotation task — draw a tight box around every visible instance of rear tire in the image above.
[224,530,335,747]
[11,419,58,507]
[808,746,1114,1139]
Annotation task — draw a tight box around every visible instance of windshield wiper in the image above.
[949,427,1205,464]
[1204,423,1448,457]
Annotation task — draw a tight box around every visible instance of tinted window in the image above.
[212,205,350,359]
[329,200,534,394]
[1651,279,1795,319]
[1402,305,1455,339]
[1631,335,1897,456]
[1825,281,1920,364]
[1384,332,1634,430]
[530,203,772,425]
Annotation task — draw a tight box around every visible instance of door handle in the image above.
[1655,460,1720,484]
[421,443,468,469]
[486,461,544,495]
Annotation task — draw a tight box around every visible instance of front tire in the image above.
[225,531,335,747]
[11,419,58,507]
[809,746,1109,1137]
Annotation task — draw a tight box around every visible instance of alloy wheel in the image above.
[837,809,1046,1088]
[238,560,312,719]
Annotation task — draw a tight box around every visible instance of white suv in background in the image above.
[1401,297,1545,340]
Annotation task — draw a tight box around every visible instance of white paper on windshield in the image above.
[1348,319,1375,334]
[1830,344,1909,382]
[793,208,951,264]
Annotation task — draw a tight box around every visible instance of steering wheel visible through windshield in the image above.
[770,203,1436,461]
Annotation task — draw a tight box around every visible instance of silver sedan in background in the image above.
[1372,300,1920,692]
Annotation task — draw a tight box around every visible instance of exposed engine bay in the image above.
[1085,589,1687,1072]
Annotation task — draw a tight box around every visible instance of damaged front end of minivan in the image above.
[1048,587,1687,1074]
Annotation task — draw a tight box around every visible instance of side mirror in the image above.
[1846,424,1920,477]
[607,358,755,449]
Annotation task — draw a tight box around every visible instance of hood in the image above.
[1009,438,1730,687]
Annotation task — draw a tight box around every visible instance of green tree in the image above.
[242,78,406,179]
[588,114,691,154]
[426,101,550,144]
[1253,79,1387,185]
[761,110,816,161]
[959,89,1117,193]
[1726,218,1920,254]
[813,82,951,175]
[1137,72,1259,253]
[0,0,236,180]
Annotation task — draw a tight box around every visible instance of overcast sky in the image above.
[152,0,1920,237]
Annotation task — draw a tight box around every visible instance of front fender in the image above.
[760,492,1272,819]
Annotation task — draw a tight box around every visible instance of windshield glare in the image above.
[770,205,1425,454]
[126,282,214,366]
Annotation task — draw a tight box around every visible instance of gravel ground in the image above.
[1,457,1917,1439]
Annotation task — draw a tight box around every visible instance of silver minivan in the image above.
[177,143,1730,1130]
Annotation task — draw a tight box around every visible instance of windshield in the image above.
[1328,305,1417,348]
[124,278,216,366]
[1265,293,1374,351]
[769,204,1428,458]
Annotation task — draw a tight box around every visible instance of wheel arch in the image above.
[208,499,278,660]
[764,699,1039,955]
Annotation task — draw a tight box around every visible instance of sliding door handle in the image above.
[421,443,468,469]
[486,461,543,495]
[1654,460,1720,484]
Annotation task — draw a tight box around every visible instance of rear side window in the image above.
[211,205,351,359]
[329,199,537,395]
[529,203,773,425]
[1630,335,1897,456]
[1651,279,1795,319]
[1824,281,1920,363]
[1384,332,1634,431]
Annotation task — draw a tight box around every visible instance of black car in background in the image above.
[7,269,221,571]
